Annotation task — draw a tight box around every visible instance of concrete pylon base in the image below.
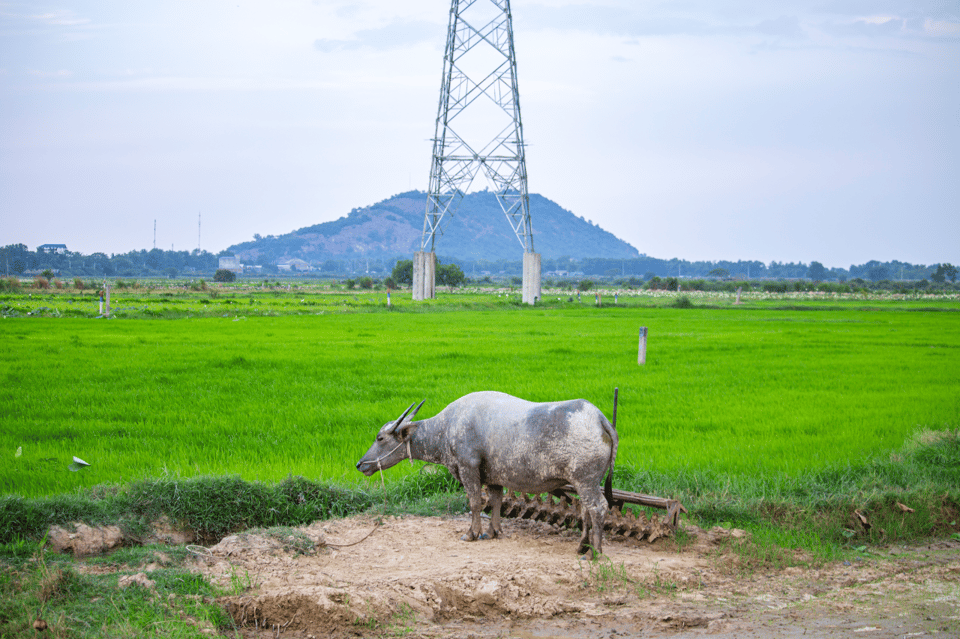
[522,252,541,305]
[413,251,436,301]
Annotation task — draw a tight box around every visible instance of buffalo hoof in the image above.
[461,532,490,541]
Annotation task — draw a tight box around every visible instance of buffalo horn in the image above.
[386,402,417,434]
[408,399,426,421]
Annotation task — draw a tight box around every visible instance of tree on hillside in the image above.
[391,259,413,286]
[807,261,828,282]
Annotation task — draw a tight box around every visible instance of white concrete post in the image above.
[638,326,648,365]
[522,252,541,305]
[413,251,436,301]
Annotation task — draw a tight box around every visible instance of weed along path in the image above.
[180,514,960,638]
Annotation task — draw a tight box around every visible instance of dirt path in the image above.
[185,514,960,638]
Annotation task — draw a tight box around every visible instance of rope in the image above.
[324,436,414,548]
[324,522,381,548]
[187,439,416,555]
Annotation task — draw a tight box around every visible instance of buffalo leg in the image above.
[576,499,591,556]
[575,485,607,558]
[486,485,503,539]
[459,468,486,541]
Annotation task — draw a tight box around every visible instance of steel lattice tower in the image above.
[414,0,540,303]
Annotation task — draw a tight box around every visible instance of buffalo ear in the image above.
[398,421,419,442]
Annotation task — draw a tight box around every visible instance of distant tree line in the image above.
[2,243,955,288]
[570,256,952,282]
[425,255,955,284]
[0,244,224,279]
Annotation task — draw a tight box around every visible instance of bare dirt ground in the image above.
[186,514,960,638]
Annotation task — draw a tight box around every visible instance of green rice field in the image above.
[2,288,958,498]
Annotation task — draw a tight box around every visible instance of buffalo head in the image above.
[356,400,425,476]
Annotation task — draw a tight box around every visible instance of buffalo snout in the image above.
[355,457,377,476]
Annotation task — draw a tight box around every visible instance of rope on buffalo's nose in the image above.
[375,438,414,507]
[330,438,414,549]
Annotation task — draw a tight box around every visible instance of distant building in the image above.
[218,256,241,273]
[277,258,311,272]
[38,244,67,254]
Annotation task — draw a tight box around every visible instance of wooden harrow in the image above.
[485,388,687,542]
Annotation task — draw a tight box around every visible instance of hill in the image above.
[227,190,640,266]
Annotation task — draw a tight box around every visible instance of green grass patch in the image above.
[3,298,958,498]
[0,541,232,638]
[0,431,956,550]
[1,290,958,573]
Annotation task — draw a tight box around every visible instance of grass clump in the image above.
[240,526,318,555]
[618,428,960,556]
[117,474,378,543]
[1,432,957,555]
[0,540,232,638]
[578,554,634,593]
[0,492,126,547]
[0,470,465,547]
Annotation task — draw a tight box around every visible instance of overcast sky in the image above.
[2,1,958,268]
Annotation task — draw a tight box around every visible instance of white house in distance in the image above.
[218,256,242,273]
[38,244,68,254]
[277,258,311,272]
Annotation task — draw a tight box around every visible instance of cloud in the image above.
[755,15,804,38]
[27,69,72,78]
[811,1,959,38]
[924,18,960,37]
[314,18,441,53]
[0,8,92,30]
[819,16,906,37]
[35,75,342,94]
[34,11,89,26]
[521,5,711,37]
[0,6,101,43]
[813,0,959,21]
[519,2,956,43]
[333,3,363,20]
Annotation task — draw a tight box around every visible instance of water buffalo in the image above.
[356,391,618,557]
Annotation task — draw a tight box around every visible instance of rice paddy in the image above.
[3,287,957,499]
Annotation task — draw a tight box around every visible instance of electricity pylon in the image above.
[414,0,540,304]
